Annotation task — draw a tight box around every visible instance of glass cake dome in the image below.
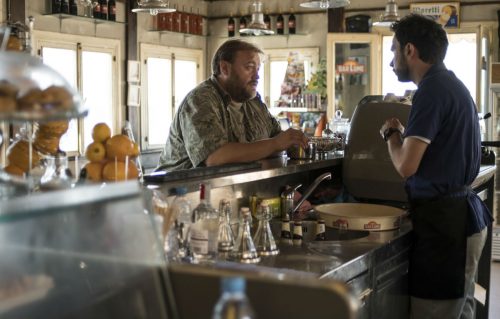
[0,51,87,122]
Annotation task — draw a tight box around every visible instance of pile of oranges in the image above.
[84,123,140,182]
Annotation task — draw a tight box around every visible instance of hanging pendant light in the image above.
[240,1,274,36]
[132,0,176,16]
[373,0,399,27]
[299,0,350,9]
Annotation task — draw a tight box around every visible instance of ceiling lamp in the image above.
[132,0,176,16]
[373,0,399,27]
[299,0,350,9]
[240,1,274,36]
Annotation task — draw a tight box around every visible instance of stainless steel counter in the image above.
[145,154,343,193]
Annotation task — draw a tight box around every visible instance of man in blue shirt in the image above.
[380,14,493,319]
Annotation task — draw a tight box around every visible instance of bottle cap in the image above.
[221,277,245,293]
[175,187,187,195]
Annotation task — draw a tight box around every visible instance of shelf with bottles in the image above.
[151,10,205,37]
[43,12,124,25]
[226,7,300,38]
[46,0,120,25]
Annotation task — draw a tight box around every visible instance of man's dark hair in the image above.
[391,14,448,64]
[212,39,263,76]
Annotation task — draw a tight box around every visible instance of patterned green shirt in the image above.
[157,76,281,172]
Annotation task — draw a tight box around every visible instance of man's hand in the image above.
[380,117,405,140]
[274,128,309,150]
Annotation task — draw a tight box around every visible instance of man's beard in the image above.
[226,75,256,102]
[394,59,411,82]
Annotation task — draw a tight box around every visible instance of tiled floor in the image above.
[490,261,500,318]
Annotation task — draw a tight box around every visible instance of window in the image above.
[382,33,478,101]
[140,44,203,150]
[34,31,120,155]
[260,48,319,107]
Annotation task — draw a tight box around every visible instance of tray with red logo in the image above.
[314,203,406,231]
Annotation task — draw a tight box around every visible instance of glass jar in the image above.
[40,152,72,191]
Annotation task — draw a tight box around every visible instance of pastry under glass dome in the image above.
[0,51,87,122]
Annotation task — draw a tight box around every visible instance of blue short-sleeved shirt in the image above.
[404,63,493,234]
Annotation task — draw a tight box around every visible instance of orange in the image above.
[83,162,104,182]
[102,160,138,181]
[132,142,140,157]
[4,164,24,177]
[105,134,136,161]
[85,141,106,162]
[92,123,112,143]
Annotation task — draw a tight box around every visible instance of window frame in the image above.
[140,43,204,151]
[33,30,121,155]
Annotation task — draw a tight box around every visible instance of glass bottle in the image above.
[227,13,235,37]
[288,8,296,34]
[280,215,292,239]
[322,123,335,139]
[69,0,78,15]
[212,277,255,319]
[239,12,247,36]
[40,152,72,191]
[172,187,193,260]
[218,199,235,252]
[292,221,303,245]
[52,0,62,14]
[276,10,284,35]
[92,0,101,19]
[99,0,108,20]
[107,0,116,21]
[263,10,271,32]
[315,219,326,241]
[230,207,260,263]
[190,183,219,262]
[61,0,69,14]
[253,203,279,256]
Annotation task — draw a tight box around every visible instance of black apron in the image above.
[409,195,468,299]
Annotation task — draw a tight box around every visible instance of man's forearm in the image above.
[205,140,279,166]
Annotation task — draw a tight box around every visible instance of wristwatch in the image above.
[383,127,401,142]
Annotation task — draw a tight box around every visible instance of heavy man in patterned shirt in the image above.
[157,39,308,172]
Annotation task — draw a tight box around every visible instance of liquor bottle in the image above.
[227,13,235,37]
[189,8,197,35]
[276,10,284,35]
[52,0,62,14]
[172,187,193,260]
[322,123,335,139]
[100,0,108,20]
[69,0,77,15]
[264,10,271,31]
[288,8,296,34]
[92,0,101,19]
[239,12,247,36]
[190,183,219,262]
[61,0,69,14]
[172,10,181,32]
[180,6,189,33]
[107,0,116,21]
[292,220,303,245]
[196,8,203,35]
[315,219,326,241]
[280,215,292,239]
[212,277,255,319]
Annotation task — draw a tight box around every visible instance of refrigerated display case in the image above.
[0,181,176,319]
